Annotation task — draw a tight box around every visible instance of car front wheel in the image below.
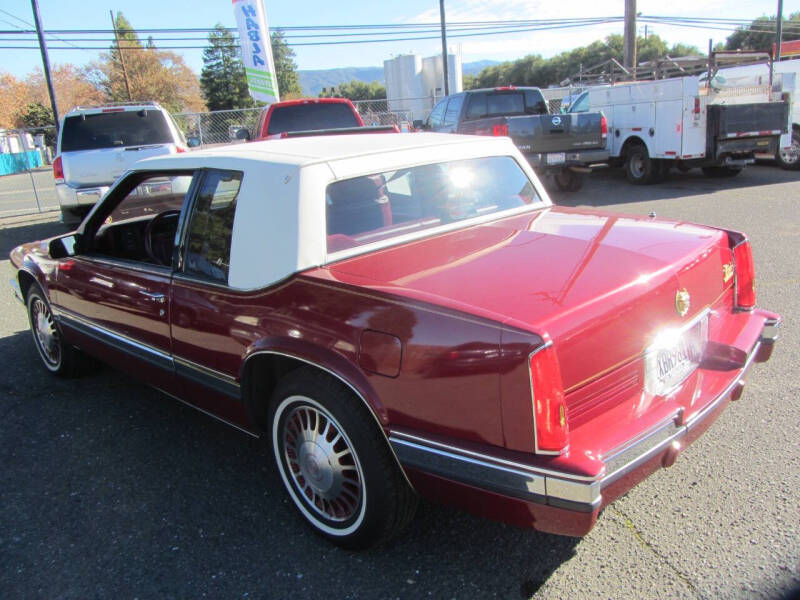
[26,285,78,377]
[270,368,417,549]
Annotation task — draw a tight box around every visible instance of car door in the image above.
[168,169,254,431]
[53,171,196,396]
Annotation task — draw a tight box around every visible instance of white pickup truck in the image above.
[569,75,792,183]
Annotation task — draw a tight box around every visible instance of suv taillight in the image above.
[600,115,608,138]
[492,123,509,137]
[733,240,756,310]
[53,155,64,183]
[530,343,569,454]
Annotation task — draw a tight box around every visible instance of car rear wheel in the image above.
[625,143,657,184]
[776,128,800,170]
[26,285,78,377]
[270,368,417,549]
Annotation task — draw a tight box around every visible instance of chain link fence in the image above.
[0,127,59,219]
[171,107,263,148]
[540,86,590,114]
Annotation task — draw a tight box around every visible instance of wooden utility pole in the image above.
[30,0,59,132]
[110,10,133,101]
[776,0,784,61]
[623,0,636,75]
[439,0,449,96]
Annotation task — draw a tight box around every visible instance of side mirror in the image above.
[235,128,251,141]
[49,233,81,259]
[187,136,201,148]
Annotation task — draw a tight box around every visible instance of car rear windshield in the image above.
[61,109,173,152]
[266,103,359,135]
[465,90,548,120]
[326,156,541,253]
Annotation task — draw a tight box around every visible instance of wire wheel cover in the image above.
[282,402,362,522]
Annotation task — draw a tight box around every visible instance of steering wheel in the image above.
[144,209,181,266]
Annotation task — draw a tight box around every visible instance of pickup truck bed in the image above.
[423,87,609,191]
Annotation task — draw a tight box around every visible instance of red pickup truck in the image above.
[252,98,365,140]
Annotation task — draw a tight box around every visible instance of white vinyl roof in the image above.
[132,133,549,290]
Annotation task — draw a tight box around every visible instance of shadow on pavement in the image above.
[0,217,67,257]
[0,328,578,599]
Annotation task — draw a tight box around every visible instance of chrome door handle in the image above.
[139,291,166,304]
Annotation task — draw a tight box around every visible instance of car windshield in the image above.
[61,109,173,152]
[267,103,359,135]
[325,156,540,253]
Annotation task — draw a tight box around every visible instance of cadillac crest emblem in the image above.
[675,288,691,317]
[723,262,734,283]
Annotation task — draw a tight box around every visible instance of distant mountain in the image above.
[298,60,501,96]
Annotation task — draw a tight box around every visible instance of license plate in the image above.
[645,315,708,396]
[546,152,565,165]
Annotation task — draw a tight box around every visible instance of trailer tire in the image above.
[625,143,657,185]
[776,128,800,170]
[701,166,742,178]
[553,168,584,192]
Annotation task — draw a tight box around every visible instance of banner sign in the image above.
[232,0,280,103]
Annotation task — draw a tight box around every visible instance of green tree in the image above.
[725,12,800,51]
[319,80,386,101]
[271,30,301,98]
[201,24,253,110]
[17,102,56,146]
[88,12,206,112]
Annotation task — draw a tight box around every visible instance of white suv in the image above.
[53,102,187,224]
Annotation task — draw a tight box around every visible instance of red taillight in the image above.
[600,115,608,138]
[492,123,509,137]
[53,155,64,183]
[175,146,186,153]
[693,97,701,114]
[733,240,756,309]
[530,343,569,454]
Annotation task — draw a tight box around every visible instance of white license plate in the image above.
[645,315,708,396]
[546,152,565,165]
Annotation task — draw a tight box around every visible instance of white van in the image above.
[53,102,187,224]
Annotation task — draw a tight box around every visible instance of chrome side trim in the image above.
[54,307,173,372]
[174,355,240,399]
[241,349,412,488]
[390,430,599,482]
[389,432,600,512]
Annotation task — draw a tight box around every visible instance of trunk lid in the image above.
[322,207,732,391]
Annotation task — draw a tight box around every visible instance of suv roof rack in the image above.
[68,101,161,112]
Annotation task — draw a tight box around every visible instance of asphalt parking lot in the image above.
[0,165,798,599]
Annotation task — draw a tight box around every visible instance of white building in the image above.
[384,53,462,122]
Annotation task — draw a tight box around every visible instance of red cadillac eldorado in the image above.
[9,133,780,549]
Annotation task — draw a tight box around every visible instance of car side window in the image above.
[524,90,548,115]
[91,173,193,266]
[182,170,242,285]
[442,94,464,127]
[428,99,448,128]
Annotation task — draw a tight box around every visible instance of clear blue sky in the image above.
[0,0,787,79]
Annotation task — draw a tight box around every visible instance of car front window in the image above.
[325,156,540,253]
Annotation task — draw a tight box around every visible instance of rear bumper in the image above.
[525,148,610,170]
[390,313,780,536]
[56,182,110,210]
